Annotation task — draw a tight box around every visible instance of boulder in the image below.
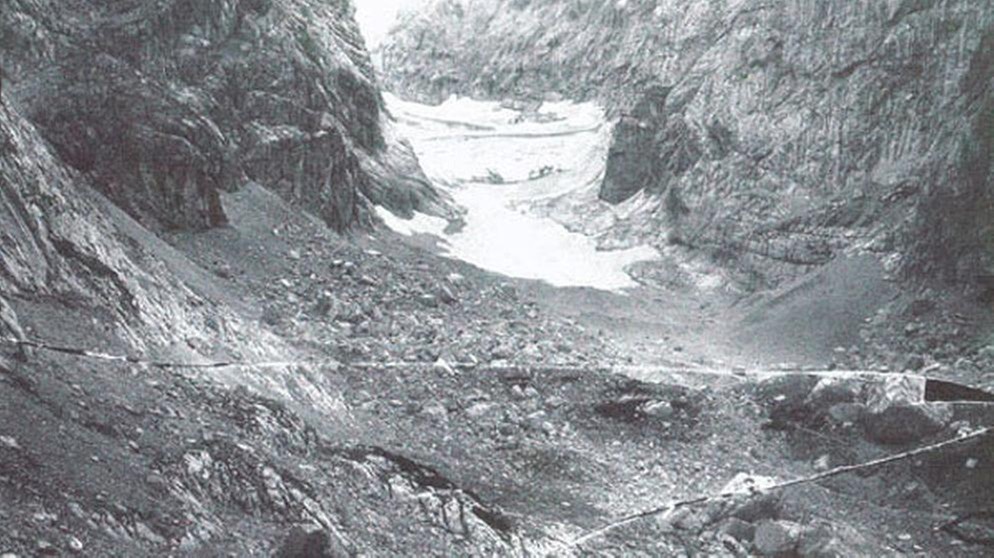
[826,402,865,425]
[642,400,674,418]
[863,403,953,444]
[421,401,448,420]
[437,284,458,304]
[730,492,782,524]
[753,520,804,556]
[796,522,878,557]
[866,376,926,412]
[465,402,498,418]
[719,517,756,544]
[275,525,346,558]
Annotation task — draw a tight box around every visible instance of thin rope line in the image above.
[570,426,994,547]
[0,336,965,386]
[3,335,992,550]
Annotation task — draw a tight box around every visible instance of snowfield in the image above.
[379,93,659,290]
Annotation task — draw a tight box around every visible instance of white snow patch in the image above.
[381,93,660,291]
[375,206,448,237]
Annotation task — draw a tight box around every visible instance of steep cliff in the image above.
[2,0,446,232]
[0,92,222,348]
[380,0,994,289]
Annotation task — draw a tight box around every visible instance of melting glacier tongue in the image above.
[379,93,659,291]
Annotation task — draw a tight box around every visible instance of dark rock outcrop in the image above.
[380,0,994,286]
[1,92,142,308]
[2,0,442,232]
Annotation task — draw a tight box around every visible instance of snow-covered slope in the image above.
[379,93,659,290]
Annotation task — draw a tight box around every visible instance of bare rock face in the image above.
[1,94,139,305]
[0,91,227,350]
[380,0,994,286]
[2,0,438,232]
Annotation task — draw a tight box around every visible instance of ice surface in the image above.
[379,93,659,291]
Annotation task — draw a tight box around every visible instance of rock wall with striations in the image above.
[0,89,244,358]
[380,0,994,289]
[2,0,445,232]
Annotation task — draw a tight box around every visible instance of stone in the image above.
[33,512,56,524]
[755,376,821,426]
[68,536,84,553]
[275,525,344,558]
[797,522,876,557]
[865,376,926,412]
[642,400,674,418]
[721,472,779,496]
[465,402,498,418]
[134,522,167,544]
[806,378,861,410]
[731,493,782,524]
[437,285,458,304]
[863,403,953,444]
[432,358,455,375]
[753,520,803,556]
[545,395,567,408]
[35,540,57,556]
[0,435,19,450]
[827,403,864,425]
[145,472,168,489]
[213,262,233,278]
[525,410,548,428]
[720,517,756,544]
[903,354,925,372]
[421,401,448,420]
[670,507,707,531]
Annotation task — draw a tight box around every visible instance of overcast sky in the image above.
[354,0,424,48]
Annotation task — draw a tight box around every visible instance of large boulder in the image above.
[863,403,954,445]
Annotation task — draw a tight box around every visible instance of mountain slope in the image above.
[2,0,448,231]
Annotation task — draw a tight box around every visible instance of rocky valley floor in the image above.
[1,167,994,556]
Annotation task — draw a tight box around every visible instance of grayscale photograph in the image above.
[1,0,993,555]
